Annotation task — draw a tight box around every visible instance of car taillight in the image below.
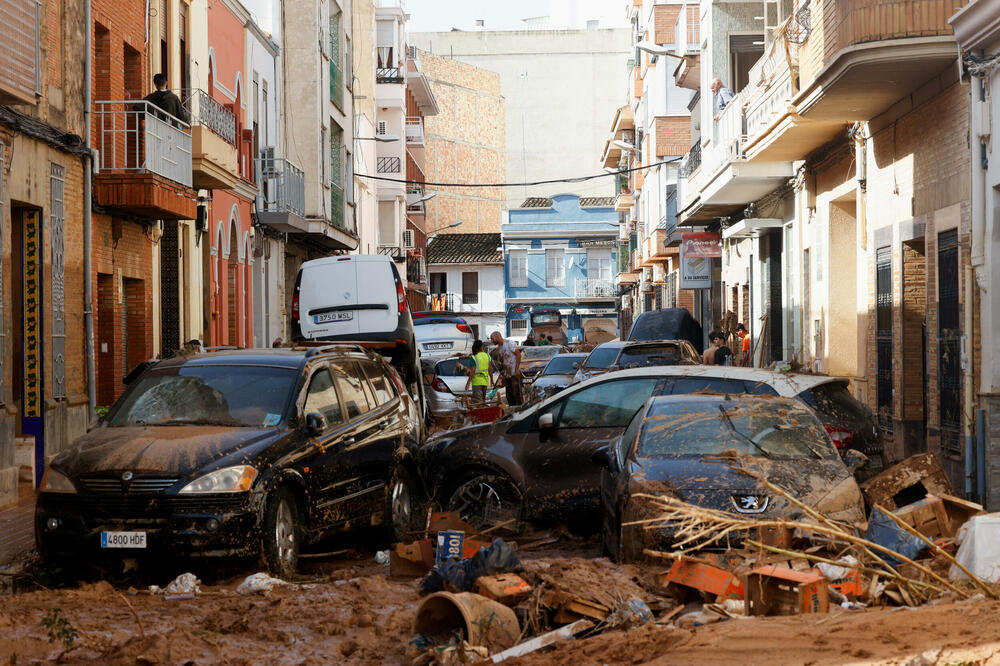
[397,282,407,313]
[825,425,854,449]
[291,290,300,320]
[432,378,451,394]
[457,322,471,334]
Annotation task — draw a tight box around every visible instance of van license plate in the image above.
[314,311,353,324]
[101,531,147,548]
[426,343,452,350]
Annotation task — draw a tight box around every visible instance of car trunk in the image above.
[299,257,397,338]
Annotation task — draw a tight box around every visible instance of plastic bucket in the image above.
[414,591,520,650]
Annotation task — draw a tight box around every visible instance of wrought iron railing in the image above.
[679,140,701,177]
[376,67,404,83]
[330,61,345,111]
[377,156,401,173]
[94,101,192,188]
[429,293,456,311]
[406,254,426,284]
[256,154,305,217]
[378,244,404,260]
[330,182,345,229]
[575,278,616,298]
[181,89,236,144]
[406,116,424,143]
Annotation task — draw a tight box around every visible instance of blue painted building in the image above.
[503,195,620,344]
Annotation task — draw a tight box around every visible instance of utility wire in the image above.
[355,157,682,188]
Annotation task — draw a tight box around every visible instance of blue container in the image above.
[436,530,465,566]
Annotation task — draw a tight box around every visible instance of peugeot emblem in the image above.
[731,494,768,514]
[121,471,134,481]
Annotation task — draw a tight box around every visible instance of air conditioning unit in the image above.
[652,263,665,283]
[403,229,415,249]
[621,294,632,311]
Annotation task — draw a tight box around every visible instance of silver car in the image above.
[414,312,475,360]
[424,356,475,417]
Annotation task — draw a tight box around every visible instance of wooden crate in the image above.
[745,566,829,616]
[893,495,952,538]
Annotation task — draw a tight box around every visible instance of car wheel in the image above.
[446,472,521,532]
[385,467,421,542]
[260,486,301,578]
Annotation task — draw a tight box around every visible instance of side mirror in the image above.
[843,449,869,473]
[592,446,613,469]
[538,412,555,430]
[305,412,327,437]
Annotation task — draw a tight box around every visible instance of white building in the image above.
[425,233,506,340]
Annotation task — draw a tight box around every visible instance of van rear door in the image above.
[299,257,362,338]
[356,257,400,335]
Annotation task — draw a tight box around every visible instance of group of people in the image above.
[462,331,525,407]
[702,323,751,366]
[523,332,556,346]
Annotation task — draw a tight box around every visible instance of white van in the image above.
[291,255,419,385]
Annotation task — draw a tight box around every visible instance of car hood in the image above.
[631,455,864,523]
[52,425,283,478]
[532,374,575,388]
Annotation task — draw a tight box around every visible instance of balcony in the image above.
[377,156,402,173]
[576,278,615,299]
[0,0,40,105]
[378,244,405,261]
[429,293,456,311]
[255,154,306,232]
[93,101,197,220]
[330,61,345,112]
[406,253,426,285]
[377,67,404,84]
[407,185,429,214]
[405,116,424,145]
[183,89,239,190]
[614,189,634,213]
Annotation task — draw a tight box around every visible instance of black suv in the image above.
[36,346,424,575]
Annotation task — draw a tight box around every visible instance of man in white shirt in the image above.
[489,331,523,406]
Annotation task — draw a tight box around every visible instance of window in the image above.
[331,125,343,185]
[729,34,765,93]
[669,377,748,395]
[377,120,387,136]
[362,361,396,406]
[329,10,342,65]
[545,248,565,288]
[462,272,479,305]
[510,318,528,334]
[552,378,658,429]
[331,362,373,419]
[429,272,447,294]
[587,249,612,282]
[686,6,699,45]
[304,368,344,427]
[320,127,327,181]
[509,250,528,288]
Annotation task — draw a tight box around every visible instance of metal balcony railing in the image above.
[181,89,236,144]
[429,293,456,311]
[0,0,41,104]
[256,154,305,217]
[376,67,404,83]
[377,156,401,173]
[575,278,616,298]
[405,116,424,144]
[94,101,193,188]
[330,182,345,229]
[378,244,404,260]
[406,254,426,284]
[679,140,701,177]
[330,61,345,111]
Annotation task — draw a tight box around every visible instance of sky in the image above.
[242,0,629,35]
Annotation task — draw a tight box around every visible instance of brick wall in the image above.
[654,116,691,158]
[652,4,682,45]
[418,49,505,234]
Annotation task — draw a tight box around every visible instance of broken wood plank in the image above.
[489,620,594,663]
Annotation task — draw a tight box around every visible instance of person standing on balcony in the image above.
[711,78,735,121]
[143,73,189,124]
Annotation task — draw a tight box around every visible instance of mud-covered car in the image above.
[519,345,569,383]
[597,395,867,562]
[572,340,700,384]
[527,353,588,403]
[36,347,424,575]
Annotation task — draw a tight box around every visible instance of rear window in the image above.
[413,314,465,325]
[436,358,473,377]
[618,344,685,368]
[531,312,561,326]
[544,356,582,375]
[584,345,620,369]
[669,377,749,395]
[639,400,837,460]
[798,381,867,420]
[522,346,561,360]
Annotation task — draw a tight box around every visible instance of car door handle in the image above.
[378,420,389,429]
[341,436,356,446]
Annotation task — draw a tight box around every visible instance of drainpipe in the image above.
[965,256,975,498]
[84,0,96,420]
[977,408,987,505]
[971,76,987,283]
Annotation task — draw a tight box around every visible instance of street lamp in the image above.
[613,139,636,152]
[635,42,685,59]
[427,220,462,240]
[416,192,437,203]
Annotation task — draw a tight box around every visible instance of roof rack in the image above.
[291,343,370,358]
[201,345,242,352]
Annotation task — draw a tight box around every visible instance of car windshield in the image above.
[107,365,297,428]
[618,344,685,368]
[584,345,620,369]
[436,358,473,376]
[522,346,561,360]
[543,356,581,374]
[638,399,838,460]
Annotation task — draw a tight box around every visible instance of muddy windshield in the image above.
[543,356,583,375]
[521,346,561,360]
[107,365,297,428]
[638,399,838,460]
[584,345,620,369]
[617,344,685,368]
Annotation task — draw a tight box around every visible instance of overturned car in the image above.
[596,394,867,562]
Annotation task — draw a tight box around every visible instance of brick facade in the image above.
[654,116,690,158]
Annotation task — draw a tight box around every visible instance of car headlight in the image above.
[178,465,257,494]
[39,467,76,493]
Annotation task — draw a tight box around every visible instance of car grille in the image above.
[44,493,248,522]
[78,475,181,494]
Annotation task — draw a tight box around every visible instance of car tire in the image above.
[616,509,646,564]
[385,466,421,543]
[260,486,301,578]
[446,472,522,532]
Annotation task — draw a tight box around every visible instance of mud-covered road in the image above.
[3,542,1000,665]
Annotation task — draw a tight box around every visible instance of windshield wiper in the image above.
[717,405,772,458]
[142,417,243,427]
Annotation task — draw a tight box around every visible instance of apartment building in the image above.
[0,0,91,505]
[673,0,973,491]
[608,1,698,337]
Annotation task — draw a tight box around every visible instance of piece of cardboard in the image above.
[389,538,435,576]
[744,566,829,616]
[859,453,953,510]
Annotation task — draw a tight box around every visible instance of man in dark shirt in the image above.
[143,73,189,124]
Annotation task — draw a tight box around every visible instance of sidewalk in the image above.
[0,485,36,568]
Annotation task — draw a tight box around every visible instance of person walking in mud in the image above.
[490,331,523,406]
